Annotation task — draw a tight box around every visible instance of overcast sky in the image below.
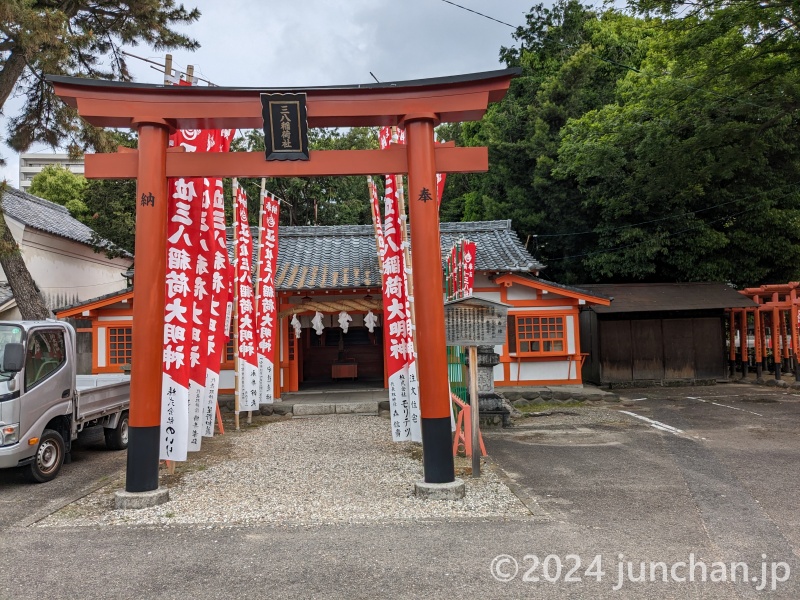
[1,0,541,186]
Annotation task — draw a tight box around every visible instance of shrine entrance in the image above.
[299,325,384,389]
[50,69,518,495]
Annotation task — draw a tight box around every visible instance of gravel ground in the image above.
[39,415,531,527]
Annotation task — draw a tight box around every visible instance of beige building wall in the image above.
[18,153,85,193]
[0,215,131,311]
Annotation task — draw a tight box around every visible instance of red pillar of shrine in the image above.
[772,304,782,380]
[754,302,763,379]
[739,308,748,379]
[728,310,736,379]
[792,303,800,381]
[404,115,455,484]
[126,119,170,492]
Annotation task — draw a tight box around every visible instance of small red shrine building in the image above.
[55,220,609,395]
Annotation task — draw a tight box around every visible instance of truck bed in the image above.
[75,377,130,423]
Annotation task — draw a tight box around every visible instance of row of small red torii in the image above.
[729,283,800,382]
[158,123,477,461]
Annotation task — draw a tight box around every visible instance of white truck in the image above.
[0,320,130,482]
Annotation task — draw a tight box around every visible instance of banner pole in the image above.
[250,178,267,426]
[367,176,384,273]
[468,345,480,478]
[367,174,389,390]
[395,127,418,360]
[396,175,416,351]
[159,57,175,477]
[163,55,173,85]
[233,179,241,431]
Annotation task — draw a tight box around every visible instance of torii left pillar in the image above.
[115,118,171,507]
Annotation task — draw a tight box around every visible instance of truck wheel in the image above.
[105,411,129,451]
[26,429,65,483]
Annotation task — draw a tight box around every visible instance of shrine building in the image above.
[55,219,610,396]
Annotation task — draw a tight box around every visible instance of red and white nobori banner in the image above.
[160,128,232,460]
[378,126,447,205]
[461,240,476,297]
[447,239,477,301]
[368,176,385,256]
[255,190,280,405]
[233,180,259,412]
[379,127,421,443]
[202,177,231,438]
[382,180,419,442]
[189,131,233,450]
[160,132,200,461]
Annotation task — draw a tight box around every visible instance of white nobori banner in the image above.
[202,369,219,437]
[160,374,189,461]
[255,190,280,405]
[239,359,259,411]
[258,355,274,405]
[387,367,412,443]
[187,380,205,452]
[406,359,422,442]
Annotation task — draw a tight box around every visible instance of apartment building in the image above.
[18,153,85,193]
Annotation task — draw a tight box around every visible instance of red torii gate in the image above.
[49,69,519,496]
[732,282,800,381]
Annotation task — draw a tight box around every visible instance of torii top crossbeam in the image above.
[49,68,519,496]
[48,69,520,179]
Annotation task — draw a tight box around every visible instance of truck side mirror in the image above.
[3,343,24,373]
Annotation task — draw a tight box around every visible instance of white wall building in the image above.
[0,186,132,320]
[18,153,85,193]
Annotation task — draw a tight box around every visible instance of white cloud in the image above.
[1,0,537,186]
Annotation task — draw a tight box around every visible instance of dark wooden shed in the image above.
[579,283,757,386]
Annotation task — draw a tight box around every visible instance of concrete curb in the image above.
[13,473,124,528]
[114,487,170,509]
[414,478,466,500]
[274,401,381,417]
[482,455,554,521]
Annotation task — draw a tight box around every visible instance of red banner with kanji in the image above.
[255,190,280,405]
[461,240,476,298]
[380,127,421,442]
[368,176,385,257]
[160,131,200,461]
[233,180,259,412]
[202,175,232,438]
[446,239,477,301]
[188,132,232,450]
[159,127,232,460]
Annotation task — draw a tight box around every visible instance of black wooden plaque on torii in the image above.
[261,93,309,161]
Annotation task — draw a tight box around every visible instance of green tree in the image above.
[444,0,800,286]
[0,1,200,158]
[441,1,647,283]
[28,164,89,218]
[234,127,378,226]
[554,1,800,285]
[82,131,138,257]
[84,179,137,257]
[0,1,199,319]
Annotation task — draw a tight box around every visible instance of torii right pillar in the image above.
[404,115,457,488]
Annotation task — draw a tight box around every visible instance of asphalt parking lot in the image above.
[486,382,800,598]
[1,382,798,599]
[0,425,126,528]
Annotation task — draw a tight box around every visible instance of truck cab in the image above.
[0,320,130,482]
